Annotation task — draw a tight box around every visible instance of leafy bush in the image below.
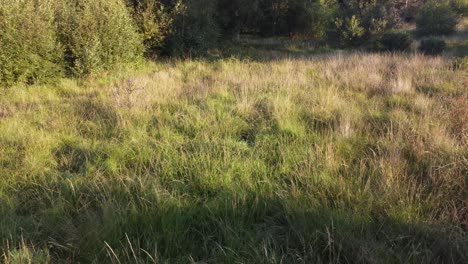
[333,15,366,47]
[216,0,331,40]
[419,37,447,55]
[328,0,393,47]
[57,0,143,75]
[164,0,220,56]
[288,0,328,40]
[0,0,63,86]
[125,0,172,57]
[0,0,144,83]
[379,31,412,52]
[451,0,468,16]
[416,1,458,36]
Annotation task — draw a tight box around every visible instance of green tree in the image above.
[416,1,458,36]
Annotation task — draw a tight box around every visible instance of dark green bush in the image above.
[451,0,468,16]
[57,0,143,75]
[379,31,412,52]
[218,0,329,39]
[328,0,393,47]
[217,0,259,40]
[419,37,447,55]
[125,0,172,57]
[164,0,220,56]
[416,1,458,36]
[288,0,328,40]
[256,0,289,37]
[0,0,63,86]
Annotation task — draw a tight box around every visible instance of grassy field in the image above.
[1,42,467,263]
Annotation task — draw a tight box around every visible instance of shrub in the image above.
[0,0,63,86]
[379,31,412,52]
[164,0,220,56]
[451,0,468,16]
[419,37,447,55]
[125,0,172,57]
[327,0,393,47]
[416,1,458,36]
[57,0,143,75]
[333,15,366,47]
[288,0,328,40]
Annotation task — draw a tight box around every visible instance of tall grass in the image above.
[0,51,467,263]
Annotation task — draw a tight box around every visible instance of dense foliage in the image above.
[58,0,143,75]
[416,1,458,36]
[0,0,464,85]
[165,0,221,56]
[419,37,447,55]
[125,0,172,57]
[379,31,412,51]
[0,0,63,85]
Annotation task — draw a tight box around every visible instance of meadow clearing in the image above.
[1,0,468,260]
[1,46,467,262]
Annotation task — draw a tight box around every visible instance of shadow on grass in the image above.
[2,176,467,263]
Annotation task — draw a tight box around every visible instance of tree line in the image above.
[0,0,465,85]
